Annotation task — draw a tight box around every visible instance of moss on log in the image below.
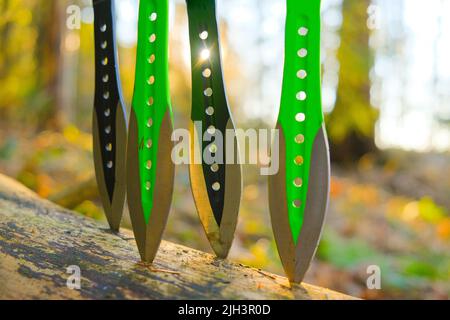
[0,174,355,300]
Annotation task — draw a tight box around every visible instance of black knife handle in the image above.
[186,0,231,225]
[93,0,125,201]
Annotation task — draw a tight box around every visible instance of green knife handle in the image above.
[127,0,175,262]
[129,0,173,225]
[279,0,323,242]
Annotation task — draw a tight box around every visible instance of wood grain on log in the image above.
[0,174,355,300]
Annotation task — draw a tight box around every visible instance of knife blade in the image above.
[268,0,330,283]
[92,0,127,231]
[186,0,242,258]
[127,0,175,263]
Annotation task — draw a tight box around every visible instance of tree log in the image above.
[0,174,355,300]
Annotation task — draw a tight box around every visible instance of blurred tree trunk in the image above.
[326,0,378,163]
[34,0,63,130]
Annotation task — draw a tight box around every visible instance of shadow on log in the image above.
[0,174,355,300]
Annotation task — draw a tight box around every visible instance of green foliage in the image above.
[318,229,387,268]
[326,0,379,159]
[418,197,447,223]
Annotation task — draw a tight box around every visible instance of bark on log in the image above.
[0,174,355,300]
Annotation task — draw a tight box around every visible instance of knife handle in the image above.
[129,0,173,224]
[127,0,174,262]
[92,0,127,230]
[186,0,231,226]
[278,0,323,242]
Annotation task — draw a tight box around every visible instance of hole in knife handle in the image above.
[102,57,108,66]
[200,49,210,60]
[146,139,153,148]
[292,199,302,208]
[296,91,307,101]
[100,24,107,32]
[148,75,155,85]
[149,12,157,21]
[295,134,305,144]
[204,88,213,97]
[146,118,153,128]
[105,143,112,152]
[145,181,151,190]
[146,160,152,170]
[297,70,307,79]
[104,108,111,117]
[297,48,307,58]
[206,125,216,135]
[199,31,208,40]
[298,27,308,36]
[102,74,109,83]
[205,106,214,116]
[101,41,107,49]
[106,161,113,169]
[103,91,110,100]
[293,177,303,188]
[208,144,218,154]
[211,163,219,172]
[149,34,156,43]
[212,182,221,191]
[105,126,111,134]
[202,68,211,78]
[147,97,154,106]
[294,155,304,166]
[295,113,306,122]
[148,54,155,64]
